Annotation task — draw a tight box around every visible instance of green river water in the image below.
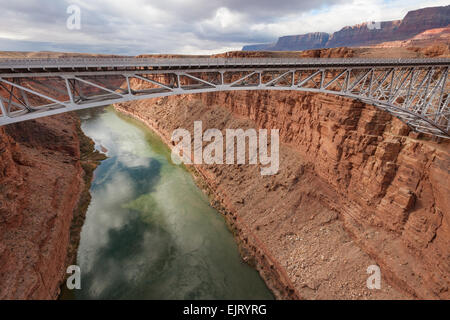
[62,106,273,300]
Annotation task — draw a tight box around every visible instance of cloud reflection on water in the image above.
[71,107,273,299]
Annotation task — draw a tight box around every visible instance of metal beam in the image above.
[0,58,447,138]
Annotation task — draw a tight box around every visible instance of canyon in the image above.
[243,5,450,51]
[113,47,449,299]
[113,90,449,300]
[0,46,449,299]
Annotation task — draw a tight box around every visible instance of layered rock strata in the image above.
[0,114,103,299]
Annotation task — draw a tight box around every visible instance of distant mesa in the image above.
[242,43,275,51]
[242,5,450,51]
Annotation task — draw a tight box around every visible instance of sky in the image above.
[0,0,448,55]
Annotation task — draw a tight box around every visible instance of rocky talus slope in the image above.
[0,115,102,299]
[114,55,449,299]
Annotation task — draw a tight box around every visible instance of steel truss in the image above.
[0,57,448,138]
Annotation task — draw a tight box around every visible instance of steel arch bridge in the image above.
[0,57,449,138]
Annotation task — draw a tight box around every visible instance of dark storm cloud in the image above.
[146,0,345,21]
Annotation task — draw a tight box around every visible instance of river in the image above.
[62,106,273,300]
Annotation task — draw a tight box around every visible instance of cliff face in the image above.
[0,114,97,299]
[192,91,449,299]
[397,6,450,37]
[243,5,450,51]
[326,21,402,48]
[274,33,329,51]
[373,27,450,55]
[114,97,406,300]
[242,43,274,51]
[326,5,450,48]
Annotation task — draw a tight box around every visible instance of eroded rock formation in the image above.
[0,114,102,299]
[243,5,450,51]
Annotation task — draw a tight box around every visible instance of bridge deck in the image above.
[0,57,449,77]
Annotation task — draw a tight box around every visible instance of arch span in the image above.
[0,57,448,138]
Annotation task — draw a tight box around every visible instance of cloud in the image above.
[0,0,447,55]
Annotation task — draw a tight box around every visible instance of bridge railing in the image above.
[0,57,449,69]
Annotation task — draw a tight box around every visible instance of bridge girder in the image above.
[0,58,448,138]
